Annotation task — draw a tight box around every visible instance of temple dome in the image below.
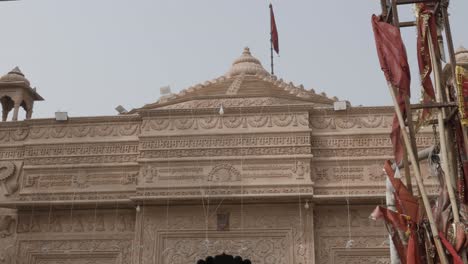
[456,46,468,65]
[0,67,31,86]
[225,47,269,77]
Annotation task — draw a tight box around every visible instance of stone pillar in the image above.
[1,106,8,122]
[11,101,20,121]
[25,101,34,120]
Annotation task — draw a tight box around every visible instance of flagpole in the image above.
[270,32,274,75]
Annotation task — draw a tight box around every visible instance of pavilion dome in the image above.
[0,67,31,86]
[455,46,468,65]
[225,47,269,77]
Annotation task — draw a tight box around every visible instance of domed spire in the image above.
[455,46,468,65]
[225,47,269,77]
[0,66,30,86]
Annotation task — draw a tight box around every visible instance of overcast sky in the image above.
[0,1,467,118]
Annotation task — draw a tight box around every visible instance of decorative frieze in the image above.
[0,147,24,160]
[22,169,138,191]
[25,143,138,157]
[16,191,133,203]
[28,123,140,139]
[17,238,133,264]
[310,114,393,131]
[311,135,434,158]
[17,209,135,234]
[139,134,310,150]
[135,185,314,199]
[0,127,29,143]
[138,160,310,186]
[160,97,310,109]
[141,112,309,133]
[140,146,311,159]
[0,123,140,144]
[311,135,434,149]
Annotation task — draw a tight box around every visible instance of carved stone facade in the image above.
[0,48,439,263]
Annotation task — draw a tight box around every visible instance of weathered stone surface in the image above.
[0,48,438,263]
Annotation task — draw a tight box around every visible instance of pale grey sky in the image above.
[1,1,467,118]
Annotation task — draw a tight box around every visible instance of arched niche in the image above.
[197,253,251,264]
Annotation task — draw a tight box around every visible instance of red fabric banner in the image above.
[416,4,438,123]
[371,206,423,264]
[269,4,279,54]
[439,232,464,264]
[384,160,420,222]
[416,4,437,101]
[372,15,411,164]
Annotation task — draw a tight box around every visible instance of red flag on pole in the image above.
[270,4,279,54]
[371,15,411,164]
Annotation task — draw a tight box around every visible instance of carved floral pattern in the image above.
[142,113,309,133]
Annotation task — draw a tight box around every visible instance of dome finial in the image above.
[455,45,468,64]
[9,66,24,76]
[225,47,268,77]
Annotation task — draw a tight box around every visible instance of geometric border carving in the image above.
[29,252,118,264]
[16,237,133,264]
[330,248,389,264]
[154,229,293,264]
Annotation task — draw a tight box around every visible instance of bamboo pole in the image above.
[402,146,414,195]
[428,29,461,224]
[386,81,449,264]
[442,1,468,157]
[392,0,419,196]
[440,3,468,263]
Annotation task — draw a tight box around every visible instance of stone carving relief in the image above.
[30,255,116,264]
[291,161,309,179]
[28,123,140,140]
[309,114,393,130]
[72,171,89,188]
[141,204,311,264]
[0,127,29,143]
[0,215,15,237]
[208,164,241,182]
[140,165,157,183]
[0,147,24,160]
[139,134,310,150]
[17,239,132,264]
[328,247,391,264]
[17,209,135,234]
[137,185,314,199]
[24,143,139,166]
[141,146,311,159]
[22,169,138,191]
[17,191,133,202]
[0,161,21,196]
[121,172,138,185]
[314,206,388,264]
[0,123,139,144]
[160,233,287,264]
[311,135,434,158]
[141,112,309,133]
[0,209,16,264]
[311,160,438,196]
[136,159,312,189]
[312,163,384,184]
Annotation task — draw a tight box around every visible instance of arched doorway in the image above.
[197,253,251,264]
